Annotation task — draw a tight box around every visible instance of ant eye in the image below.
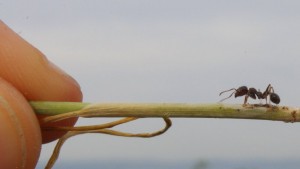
[270,93,280,104]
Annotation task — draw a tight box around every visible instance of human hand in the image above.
[0,20,82,168]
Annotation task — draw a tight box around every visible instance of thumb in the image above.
[0,78,41,169]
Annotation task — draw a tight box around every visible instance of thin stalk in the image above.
[30,102,300,122]
[31,101,299,169]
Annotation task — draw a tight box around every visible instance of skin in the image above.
[0,20,82,168]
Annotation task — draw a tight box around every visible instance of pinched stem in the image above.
[31,101,299,169]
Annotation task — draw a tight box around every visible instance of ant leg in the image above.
[243,95,249,105]
[262,84,272,98]
[265,98,268,104]
[264,97,272,107]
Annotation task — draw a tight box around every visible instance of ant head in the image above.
[234,86,248,98]
[219,86,248,102]
[270,93,280,104]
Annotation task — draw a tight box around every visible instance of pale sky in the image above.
[1,1,300,168]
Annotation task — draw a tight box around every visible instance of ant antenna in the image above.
[219,88,236,102]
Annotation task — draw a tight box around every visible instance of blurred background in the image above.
[1,1,300,169]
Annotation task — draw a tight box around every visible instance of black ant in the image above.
[219,84,280,105]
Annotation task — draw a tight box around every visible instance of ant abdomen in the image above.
[270,93,280,104]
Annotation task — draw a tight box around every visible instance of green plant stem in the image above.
[30,101,300,122]
[30,101,90,115]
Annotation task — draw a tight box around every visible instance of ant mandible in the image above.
[219,84,280,105]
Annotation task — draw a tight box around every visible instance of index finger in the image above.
[0,20,83,143]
